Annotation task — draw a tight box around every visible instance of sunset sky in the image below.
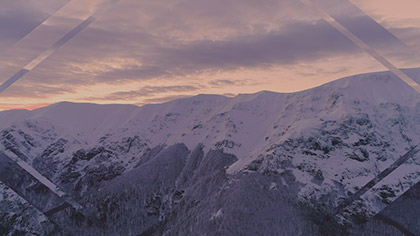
[0,0,419,110]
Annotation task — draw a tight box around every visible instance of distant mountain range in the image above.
[1,68,420,235]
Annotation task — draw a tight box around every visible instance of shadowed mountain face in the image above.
[1,68,420,235]
[351,181,420,236]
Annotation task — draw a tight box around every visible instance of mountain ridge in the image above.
[1,68,420,235]
[3,67,420,115]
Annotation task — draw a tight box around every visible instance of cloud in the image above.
[17,19,363,86]
[208,79,247,87]
[1,0,419,105]
[222,93,237,97]
[0,84,73,98]
[85,85,201,101]
[97,65,172,82]
[29,15,417,87]
[0,0,68,50]
[139,94,193,105]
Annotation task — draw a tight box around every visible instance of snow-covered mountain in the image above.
[1,68,420,235]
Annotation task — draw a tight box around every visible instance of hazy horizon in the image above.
[0,0,419,110]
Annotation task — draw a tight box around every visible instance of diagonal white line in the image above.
[1,150,83,210]
[3,151,67,198]
[332,144,420,215]
[345,0,412,50]
[0,0,72,56]
[338,0,419,63]
[313,0,412,52]
[299,0,420,93]
[0,0,120,95]
[23,14,99,71]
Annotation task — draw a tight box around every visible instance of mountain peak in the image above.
[2,68,420,235]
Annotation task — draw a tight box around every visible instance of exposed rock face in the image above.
[1,68,420,235]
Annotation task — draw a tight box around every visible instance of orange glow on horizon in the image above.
[0,103,52,111]
[0,0,419,111]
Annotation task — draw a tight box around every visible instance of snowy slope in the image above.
[1,68,420,235]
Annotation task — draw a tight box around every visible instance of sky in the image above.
[0,0,419,110]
